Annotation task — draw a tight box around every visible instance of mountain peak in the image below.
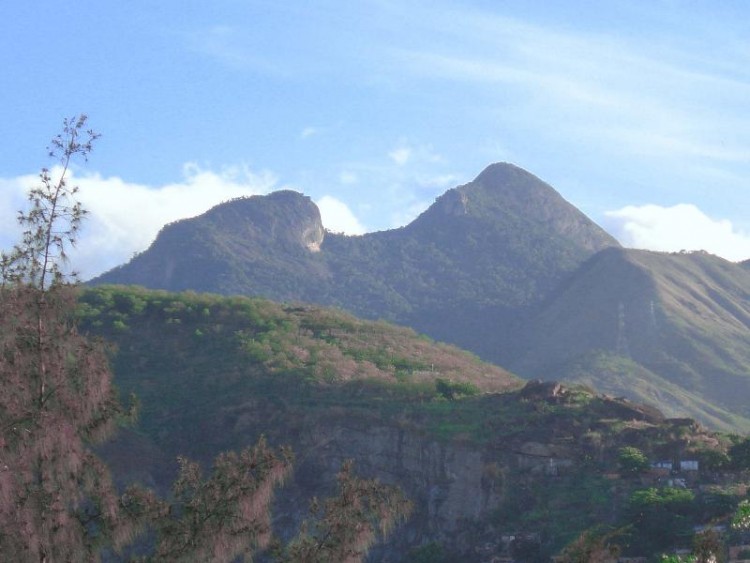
[466,162,581,214]
[420,162,619,254]
[204,190,325,252]
[474,161,537,184]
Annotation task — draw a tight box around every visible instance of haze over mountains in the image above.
[93,163,750,431]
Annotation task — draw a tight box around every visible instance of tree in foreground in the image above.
[280,460,413,563]
[130,438,294,562]
[617,446,649,476]
[0,116,134,561]
[556,528,622,563]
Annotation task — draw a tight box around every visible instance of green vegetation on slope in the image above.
[78,285,519,456]
[78,286,750,560]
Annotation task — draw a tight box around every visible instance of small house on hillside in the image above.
[649,459,699,476]
[680,460,699,471]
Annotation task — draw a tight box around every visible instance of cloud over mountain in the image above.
[605,203,750,262]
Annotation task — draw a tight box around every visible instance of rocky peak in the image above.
[204,190,325,252]
[417,162,619,254]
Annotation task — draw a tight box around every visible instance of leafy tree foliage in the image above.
[626,487,696,554]
[120,438,294,562]
[1,115,98,289]
[728,437,750,469]
[659,527,724,563]
[692,528,724,563]
[0,284,132,561]
[280,460,412,563]
[617,446,649,475]
[732,499,750,530]
[556,528,622,563]
[435,378,480,401]
[660,555,697,563]
[0,116,136,562]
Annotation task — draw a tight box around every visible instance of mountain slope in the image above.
[79,286,746,560]
[322,163,619,354]
[93,162,619,359]
[508,248,750,431]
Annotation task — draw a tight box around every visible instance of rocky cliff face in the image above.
[105,402,574,561]
[103,378,710,561]
[201,191,325,252]
[286,421,507,557]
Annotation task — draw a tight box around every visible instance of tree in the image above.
[732,499,750,531]
[435,378,479,401]
[280,460,412,563]
[659,528,723,563]
[557,528,622,563]
[0,116,133,561]
[660,555,696,563]
[618,446,649,475]
[626,487,696,554]
[120,438,294,562]
[729,438,750,469]
[1,114,97,289]
[692,528,723,563]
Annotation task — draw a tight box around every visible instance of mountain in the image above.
[91,162,750,431]
[93,162,619,360]
[96,190,330,298]
[322,163,620,356]
[80,285,749,561]
[508,247,750,431]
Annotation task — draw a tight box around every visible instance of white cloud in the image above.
[387,140,443,168]
[300,126,317,139]
[188,25,288,76]
[605,203,750,262]
[316,195,366,235]
[0,174,35,248]
[388,146,412,166]
[338,170,358,185]
[0,164,278,280]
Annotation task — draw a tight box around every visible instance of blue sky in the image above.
[2,1,750,277]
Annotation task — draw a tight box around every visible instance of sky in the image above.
[2,1,750,279]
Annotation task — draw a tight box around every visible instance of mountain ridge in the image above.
[91,162,750,431]
[94,161,618,340]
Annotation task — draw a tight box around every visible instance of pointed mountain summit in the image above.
[331,162,621,355]
[414,163,617,254]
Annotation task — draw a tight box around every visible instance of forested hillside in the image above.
[79,285,750,561]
